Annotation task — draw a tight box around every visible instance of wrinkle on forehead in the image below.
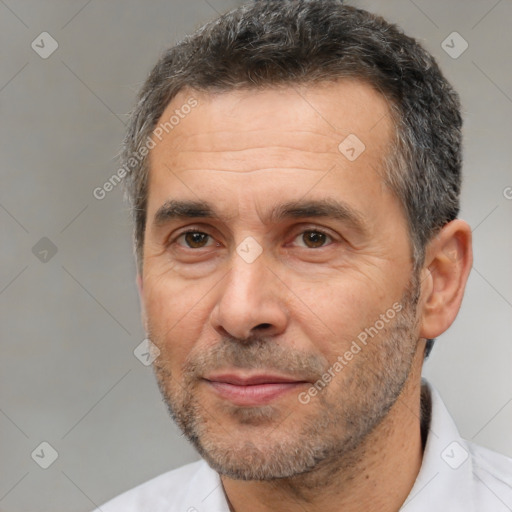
[168,129,342,154]
[146,80,397,234]
[150,80,393,175]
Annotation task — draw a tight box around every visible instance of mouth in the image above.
[202,372,310,406]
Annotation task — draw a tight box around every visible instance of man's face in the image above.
[140,81,423,479]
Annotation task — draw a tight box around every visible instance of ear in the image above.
[136,273,148,333]
[419,219,473,339]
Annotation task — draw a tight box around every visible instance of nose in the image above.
[209,249,289,341]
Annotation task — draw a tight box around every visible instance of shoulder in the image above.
[95,459,219,512]
[468,441,512,508]
[408,380,512,511]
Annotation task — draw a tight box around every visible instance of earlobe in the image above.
[419,220,473,339]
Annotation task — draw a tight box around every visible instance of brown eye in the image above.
[180,231,212,248]
[298,230,331,248]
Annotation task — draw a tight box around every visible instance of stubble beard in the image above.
[150,273,421,482]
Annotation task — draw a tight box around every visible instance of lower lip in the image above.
[205,380,306,406]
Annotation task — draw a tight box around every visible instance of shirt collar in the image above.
[400,377,475,511]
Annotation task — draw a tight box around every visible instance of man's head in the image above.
[122,0,472,482]
[123,0,463,277]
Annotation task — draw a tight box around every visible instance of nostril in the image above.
[256,323,272,330]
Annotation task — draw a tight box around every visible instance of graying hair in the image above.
[122,1,462,358]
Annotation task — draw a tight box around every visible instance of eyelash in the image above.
[173,229,218,249]
[170,227,335,249]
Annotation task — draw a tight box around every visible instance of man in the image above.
[97,1,512,510]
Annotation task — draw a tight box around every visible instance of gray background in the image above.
[1,1,511,511]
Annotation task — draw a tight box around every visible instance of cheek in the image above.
[292,274,392,355]
[143,277,212,360]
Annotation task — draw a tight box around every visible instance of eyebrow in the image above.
[152,198,368,233]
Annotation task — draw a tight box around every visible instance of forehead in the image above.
[150,80,393,169]
[146,80,397,227]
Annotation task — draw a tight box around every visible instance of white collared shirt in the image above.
[95,379,512,511]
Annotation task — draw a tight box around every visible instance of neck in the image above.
[220,352,425,512]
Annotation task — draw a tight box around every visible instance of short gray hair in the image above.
[122,0,462,291]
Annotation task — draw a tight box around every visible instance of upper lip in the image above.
[204,373,309,386]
